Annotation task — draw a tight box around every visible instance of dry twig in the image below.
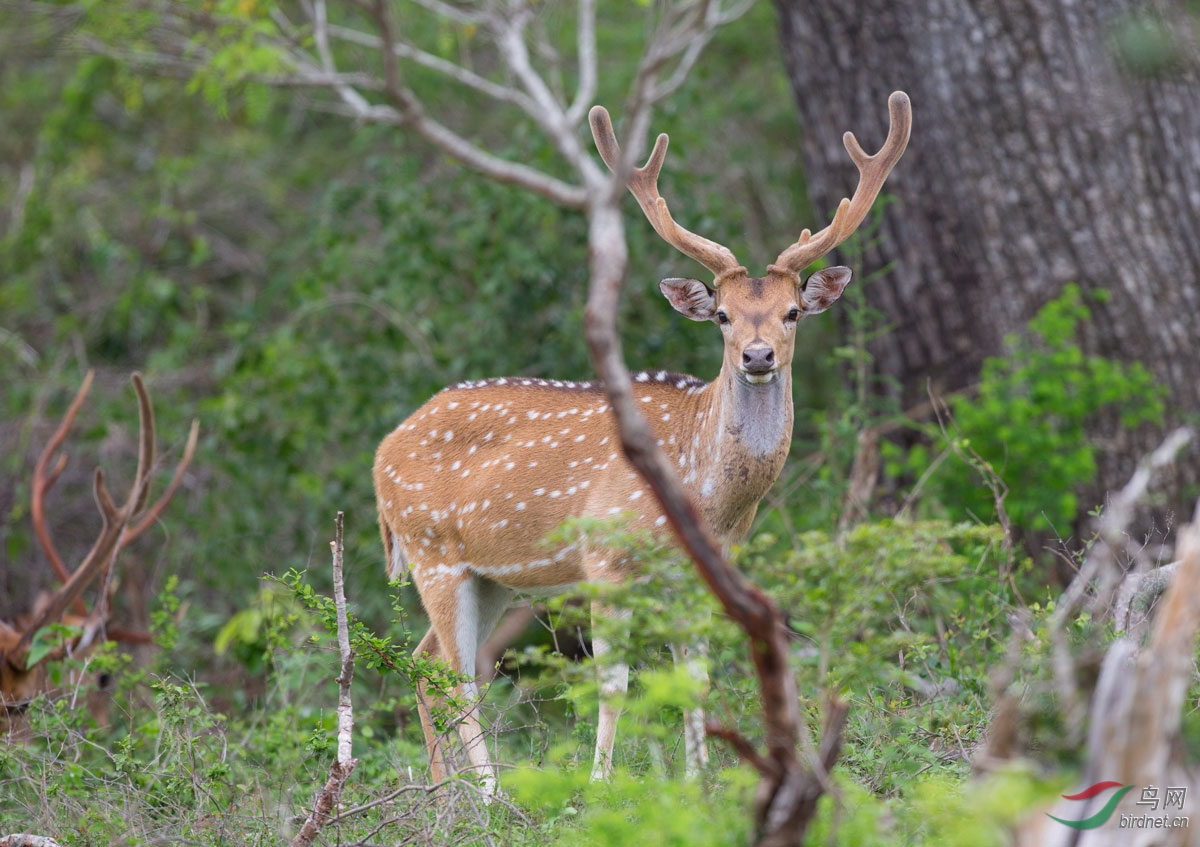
[290,512,359,847]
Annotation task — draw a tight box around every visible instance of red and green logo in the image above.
[1047,781,1134,829]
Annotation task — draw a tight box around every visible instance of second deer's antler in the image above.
[13,373,198,667]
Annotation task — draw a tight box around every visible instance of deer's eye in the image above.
[785,307,800,322]
[716,310,730,325]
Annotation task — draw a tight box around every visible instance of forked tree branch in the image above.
[326,23,538,110]
[77,1,744,209]
[357,0,591,207]
[582,159,842,847]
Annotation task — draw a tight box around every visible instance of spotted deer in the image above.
[2,372,197,730]
[374,92,911,794]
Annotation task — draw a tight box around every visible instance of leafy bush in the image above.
[886,284,1165,534]
[741,521,1016,795]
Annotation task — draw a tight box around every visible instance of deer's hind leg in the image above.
[383,525,457,785]
[590,598,630,781]
[411,625,452,784]
[414,564,513,797]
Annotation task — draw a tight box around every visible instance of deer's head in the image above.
[589,93,911,386]
[657,267,851,385]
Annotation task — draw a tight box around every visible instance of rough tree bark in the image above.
[772,0,1200,526]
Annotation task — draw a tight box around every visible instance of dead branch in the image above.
[76,1,745,209]
[0,836,65,847]
[1047,427,1193,741]
[289,511,358,847]
[1025,501,1200,847]
[582,138,842,847]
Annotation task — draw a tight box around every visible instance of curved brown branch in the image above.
[584,178,839,846]
[707,721,777,777]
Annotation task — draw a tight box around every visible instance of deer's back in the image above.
[374,374,708,590]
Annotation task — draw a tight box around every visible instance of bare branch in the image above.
[307,0,380,117]
[290,512,357,847]
[327,23,538,111]
[252,70,389,90]
[332,512,354,765]
[565,0,597,125]
[584,175,831,844]
[356,0,589,207]
[1046,427,1194,744]
[408,0,483,26]
[707,721,777,777]
[492,7,593,175]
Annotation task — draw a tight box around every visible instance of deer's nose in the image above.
[742,346,775,374]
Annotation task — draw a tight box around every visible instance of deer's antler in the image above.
[11,373,198,669]
[589,105,745,286]
[773,91,911,274]
[31,370,94,614]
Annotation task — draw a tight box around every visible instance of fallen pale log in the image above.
[1021,502,1200,847]
[0,836,65,847]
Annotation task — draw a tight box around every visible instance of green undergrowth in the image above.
[1,516,1084,846]
[884,284,1165,535]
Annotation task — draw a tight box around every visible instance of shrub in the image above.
[886,284,1165,534]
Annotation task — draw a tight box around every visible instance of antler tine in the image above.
[774,91,912,274]
[15,467,125,659]
[31,371,95,614]
[589,105,743,285]
[128,373,155,515]
[126,418,199,542]
[85,372,158,606]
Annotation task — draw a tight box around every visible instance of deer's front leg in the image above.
[670,638,710,777]
[590,600,630,781]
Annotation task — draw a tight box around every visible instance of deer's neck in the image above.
[723,369,792,457]
[689,366,793,540]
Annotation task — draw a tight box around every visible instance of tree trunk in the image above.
[772,0,1200,530]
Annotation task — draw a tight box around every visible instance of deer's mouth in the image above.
[740,369,779,385]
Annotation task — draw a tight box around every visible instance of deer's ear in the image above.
[801,266,853,314]
[660,278,717,321]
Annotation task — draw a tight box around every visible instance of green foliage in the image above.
[742,521,1016,795]
[24,622,83,668]
[509,767,755,846]
[886,284,1165,534]
[212,583,301,672]
[896,768,1063,846]
[1110,8,1196,78]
